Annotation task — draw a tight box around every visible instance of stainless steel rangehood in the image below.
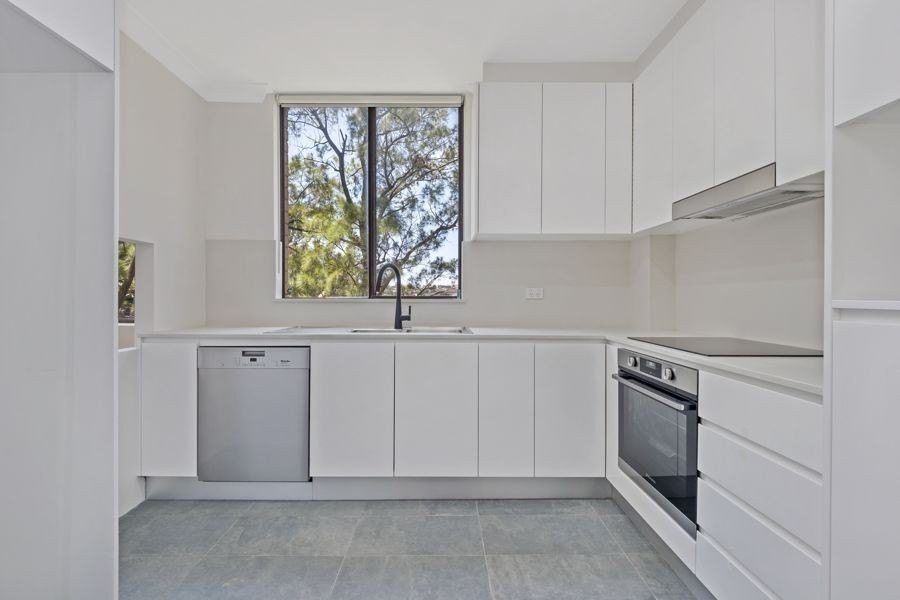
[672,164,824,220]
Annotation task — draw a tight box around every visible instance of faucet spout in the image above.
[375,263,412,330]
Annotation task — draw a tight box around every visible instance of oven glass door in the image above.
[618,374,698,525]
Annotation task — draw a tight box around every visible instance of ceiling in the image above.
[121,0,686,102]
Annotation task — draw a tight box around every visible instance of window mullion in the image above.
[367,106,377,298]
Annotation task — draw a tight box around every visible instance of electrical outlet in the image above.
[525,287,544,300]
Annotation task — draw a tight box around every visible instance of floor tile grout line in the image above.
[621,548,658,599]
[475,501,498,600]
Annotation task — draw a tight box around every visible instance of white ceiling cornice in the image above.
[119,3,268,103]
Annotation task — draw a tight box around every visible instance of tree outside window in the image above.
[281,103,462,298]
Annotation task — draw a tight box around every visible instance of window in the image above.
[118,240,136,323]
[280,100,462,298]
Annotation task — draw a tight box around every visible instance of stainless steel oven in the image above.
[615,348,699,536]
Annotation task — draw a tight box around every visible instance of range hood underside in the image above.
[672,164,825,220]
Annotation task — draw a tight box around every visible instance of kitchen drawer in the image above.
[698,479,823,600]
[699,372,822,472]
[699,424,824,551]
[696,533,775,600]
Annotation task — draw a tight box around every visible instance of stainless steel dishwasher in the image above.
[198,347,310,482]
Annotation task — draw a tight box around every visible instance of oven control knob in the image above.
[663,368,675,381]
[627,356,638,368]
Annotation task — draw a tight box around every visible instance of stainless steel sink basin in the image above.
[351,326,472,334]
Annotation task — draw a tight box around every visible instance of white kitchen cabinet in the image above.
[633,45,674,232]
[696,533,775,600]
[478,343,534,477]
[831,320,900,598]
[713,0,775,184]
[672,1,715,199]
[140,341,198,476]
[774,0,824,184]
[534,343,605,477]
[834,0,900,125]
[699,372,823,472]
[605,83,633,234]
[478,82,542,234]
[310,342,394,477]
[604,345,622,481]
[699,424,824,551]
[698,479,824,599]
[541,83,606,233]
[395,343,478,477]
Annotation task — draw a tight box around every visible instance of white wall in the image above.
[119,34,207,331]
[673,200,825,348]
[0,71,116,599]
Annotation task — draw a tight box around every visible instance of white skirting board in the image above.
[144,477,611,502]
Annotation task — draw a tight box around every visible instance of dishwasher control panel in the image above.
[198,347,310,369]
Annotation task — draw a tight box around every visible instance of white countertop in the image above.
[140,327,823,396]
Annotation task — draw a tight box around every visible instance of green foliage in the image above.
[118,241,136,322]
[284,105,460,298]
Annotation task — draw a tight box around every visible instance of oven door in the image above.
[615,372,698,536]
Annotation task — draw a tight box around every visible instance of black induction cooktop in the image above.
[628,336,823,357]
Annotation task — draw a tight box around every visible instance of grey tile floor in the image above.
[119,498,696,600]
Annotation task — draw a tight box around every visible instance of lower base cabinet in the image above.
[310,342,394,477]
[395,343,478,477]
[534,343,605,477]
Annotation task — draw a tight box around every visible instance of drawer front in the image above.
[696,533,775,600]
[698,479,823,599]
[699,372,823,472]
[699,425,824,550]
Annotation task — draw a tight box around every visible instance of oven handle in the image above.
[612,373,695,413]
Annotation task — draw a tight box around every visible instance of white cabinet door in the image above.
[831,320,900,598]
[395,343,478,477]
[605,83,633,234]
[140,341,198,476]
[534,343,605,477]
[633,45,674,232]
[478,343,534,477]
[713,0,775,183]
[604,345,623,482]
[673,1,715,199]
[478,83,542,234]
[541,83,606,233]
[834,0,900,125]
[774,0,824,184]
[310,343,394,477]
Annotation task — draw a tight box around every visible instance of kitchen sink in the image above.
[351,326,473,334]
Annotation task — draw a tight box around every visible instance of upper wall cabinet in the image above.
[478,81,631,236]
[633,45,674,232]
[775,0,825,184]
[834,1,900,125]
[672,1,715,199]
[9,0,114,70]
[605,83,634,234]
[713,0,775,184]
[478,83,543,234]
[541,83,606,234]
